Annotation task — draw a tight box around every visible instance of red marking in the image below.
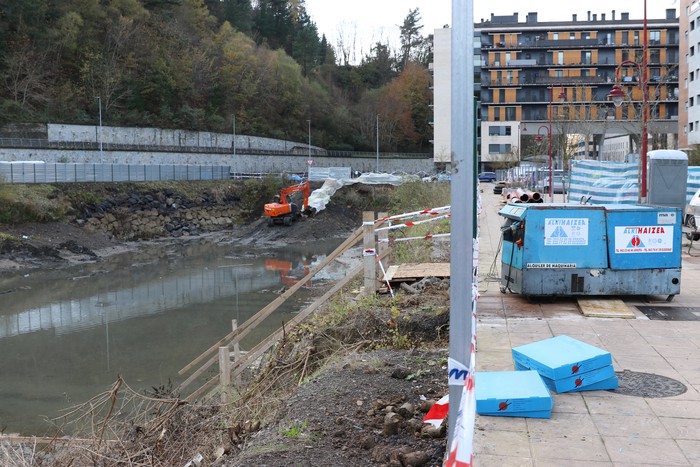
[571,363,581,374]
[575,378,584,387]
[498,400,511,411]
[631,236,641,247]
[424,235,433,239]
[405,222,415,227]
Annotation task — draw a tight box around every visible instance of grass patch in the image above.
[0,184,69,223]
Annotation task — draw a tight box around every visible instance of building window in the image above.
[570,33,575,40]
[691,122,695,132]
[692,46,696,57]
[488,144,512,154]
[558,51,564,64]
[692,20,696,31]
[691,97,695,107]
[553,33,559,40]
[581,69,590,77]
[634,31,640,45]
[649,49,660,64]
[691,71,695,81]
[505,107,517,120]
[581,51,592,64]
[622,50,630,61]
[649,30,661,44]
[622,31,629,44]
[488,126,512,136]
[554,69,564,78]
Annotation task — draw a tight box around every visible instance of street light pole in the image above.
[376,114,379,173]
[641,0,648,201]
[307,119,311,180]
[232,114,236,177]
[548,87,553,201]
[608,0,648,203]
[536,125,552,198]
[95,96,103,163]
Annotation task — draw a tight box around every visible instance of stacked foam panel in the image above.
[512,335,618,393]
[475,370,553,418]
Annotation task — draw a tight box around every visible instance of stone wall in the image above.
[82,205,239,240]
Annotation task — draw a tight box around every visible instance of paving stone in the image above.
[602,436,690,465]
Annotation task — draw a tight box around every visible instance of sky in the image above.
[304,0,680,61]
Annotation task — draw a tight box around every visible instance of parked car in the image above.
[685,188,700,241]
[535,175,567,194]
[478,171,497,182]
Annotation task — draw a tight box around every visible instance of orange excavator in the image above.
[263,180,314,226]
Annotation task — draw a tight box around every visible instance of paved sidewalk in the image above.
[473,188,700,466]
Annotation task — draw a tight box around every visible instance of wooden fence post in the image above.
[231,319,241,387]
[363,211,377,295]
[219,346,231,403]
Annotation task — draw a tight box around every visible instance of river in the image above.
[0,236,346,435]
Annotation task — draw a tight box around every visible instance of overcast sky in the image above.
[304,0,680,61]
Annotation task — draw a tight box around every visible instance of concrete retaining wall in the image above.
[47,124,321,153]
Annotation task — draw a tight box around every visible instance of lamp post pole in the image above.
[376,114,379,173]
[536,125,552,198]
[641,0,648,201]
[607,0,648,203]
[548,87,553,201]
[95,96,103,163]
[232,114,236,177]
[307,119,311,180]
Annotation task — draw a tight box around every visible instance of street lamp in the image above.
[232,115,236,178]
[376,114,380,173]
[537,86,566,201]
[536,125,552,200]
[95,96,103,163]
[307,120,311,180]
[607,0,648,202]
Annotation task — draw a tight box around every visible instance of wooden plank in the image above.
[186,262,364,402]
[388,263,450,281]
[177,226,363,379]
[577,299,636,319]
[384,265,399,282]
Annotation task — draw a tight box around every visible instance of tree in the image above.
[398,8,423,70]
[253,0,294,52]
[222,0,253,34]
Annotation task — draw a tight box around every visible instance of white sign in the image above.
[527,263,577,269]
[614,226,674,254]
[657,212,677,225]
[544,218,589,246]
[448,357,470,386]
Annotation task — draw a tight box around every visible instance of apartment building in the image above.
[433,9,679,169]
[681,0,700,148]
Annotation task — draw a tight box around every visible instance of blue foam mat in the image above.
[512,335,612,380]
[476,370,552,417]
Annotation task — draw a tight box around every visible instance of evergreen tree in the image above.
[222,0,253,34]
[398,8,424,70]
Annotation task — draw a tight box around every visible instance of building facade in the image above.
[681,0,700,148]
[433,9,680,169]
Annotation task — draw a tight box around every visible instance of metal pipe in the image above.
[447,0,474,447]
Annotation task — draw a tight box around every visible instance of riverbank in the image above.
[0,181,452,466]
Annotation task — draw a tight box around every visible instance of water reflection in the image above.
[0,237,343,435]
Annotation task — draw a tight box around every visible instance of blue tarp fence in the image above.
[568,160,700,205]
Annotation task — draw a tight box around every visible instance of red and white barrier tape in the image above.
[377,233,451,244]
[375,214,451,232]
[376,205,451,223]
[375,253,394,298]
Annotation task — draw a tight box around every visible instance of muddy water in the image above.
[0,237,345,435]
